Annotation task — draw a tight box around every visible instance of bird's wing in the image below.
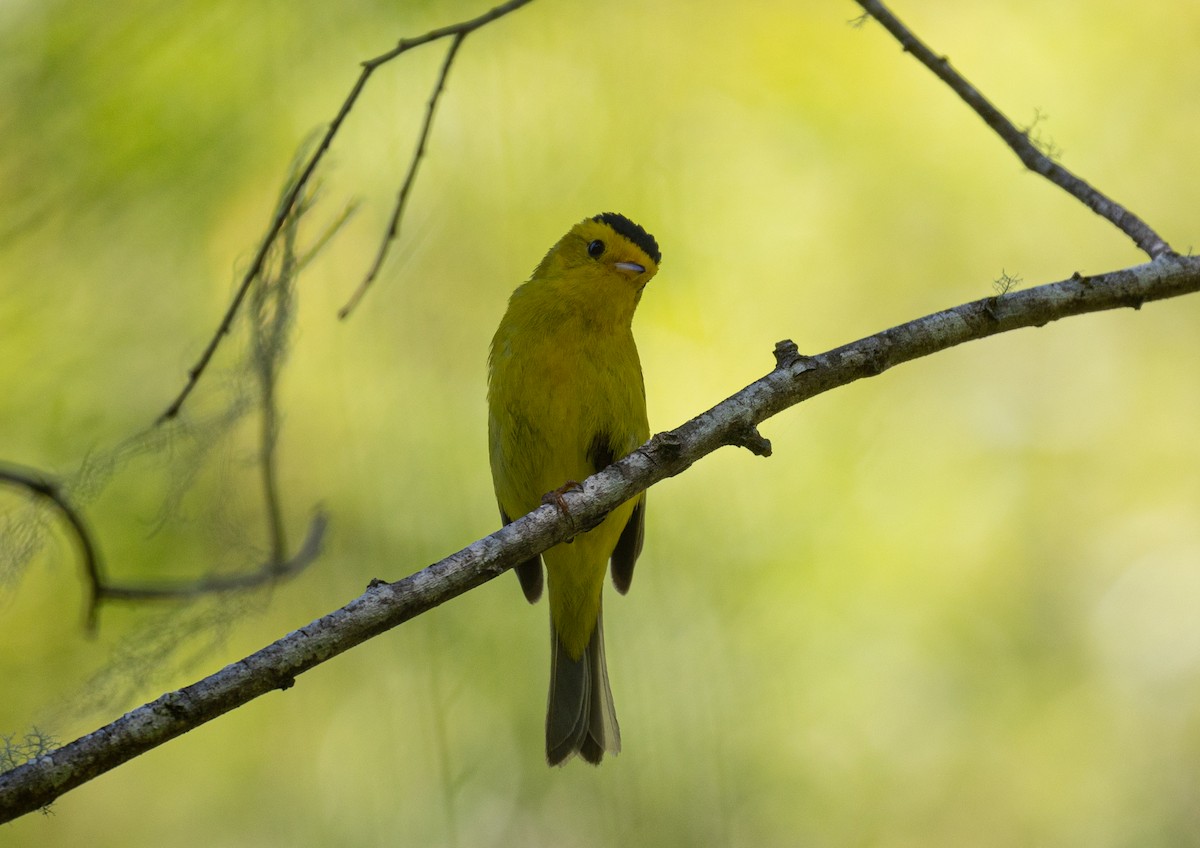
[609,497,644,594]
[500,507,544,603]
[587,431,645,594]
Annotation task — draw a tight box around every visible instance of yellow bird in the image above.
[488,212,660,765]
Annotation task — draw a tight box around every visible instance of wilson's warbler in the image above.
[487,212,661,765]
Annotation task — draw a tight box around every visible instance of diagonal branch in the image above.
[3,253,1198,822]
[156,0,536,424]
[853,0,1176,260]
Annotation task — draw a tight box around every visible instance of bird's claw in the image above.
[542,480,584,541]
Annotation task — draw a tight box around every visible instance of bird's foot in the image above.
[542,480,583,541]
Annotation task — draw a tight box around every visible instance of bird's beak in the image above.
[614,261,645,275]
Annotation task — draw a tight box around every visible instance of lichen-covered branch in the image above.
[3,253,1197,823]
[854,0,1176,260]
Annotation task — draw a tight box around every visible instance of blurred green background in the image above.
[4,0,1200,845]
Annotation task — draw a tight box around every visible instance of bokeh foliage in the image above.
[3,0,1200,845]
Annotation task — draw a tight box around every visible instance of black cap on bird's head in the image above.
[592,212,662,266]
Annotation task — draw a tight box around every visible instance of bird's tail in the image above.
[546,610,620,765]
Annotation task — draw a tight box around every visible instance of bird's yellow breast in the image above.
[489,276,647,505]
[488,272,649,657]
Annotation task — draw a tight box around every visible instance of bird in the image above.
[487,212,660,765]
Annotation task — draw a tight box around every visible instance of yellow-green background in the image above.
[4,0,1200,845]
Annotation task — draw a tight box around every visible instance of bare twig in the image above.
[66,165,333,625]
[156,0,536,424]
[4,253,1198,822]
[250,173,308,564]
[339,32,467,319]
[0,466,102,629]
[94,512,328,603]
[853,0,1176,260]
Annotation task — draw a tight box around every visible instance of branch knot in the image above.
[732,425,772,458]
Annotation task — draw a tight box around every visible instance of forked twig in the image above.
[854,0,1176,260]
[157,0,535,424]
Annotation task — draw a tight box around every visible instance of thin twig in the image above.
[4,253,1199,822]
[94,512,328,602]
[78,165,329,622]
[157,0,536,424]
[251,173,310,565]
[853,0,1176,260]
[0,466,103,630]
[339,32,467,319]
[154,67,370,425]
[297,200,360,270]
[253,275,288,564]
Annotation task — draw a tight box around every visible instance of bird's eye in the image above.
[587,239,605,258]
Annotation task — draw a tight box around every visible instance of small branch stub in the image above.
[773,339,801,368]
[773,339,816,375]
[732,425,773,457]
[647,430,685,461]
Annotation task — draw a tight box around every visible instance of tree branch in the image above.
[339,31,468,319]
[0,466,102,629]
[853,0,1176,260]
[93,513,327,603]
[155,0,536,424]
[3,253,1197,822]
[7,0,1192,827]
